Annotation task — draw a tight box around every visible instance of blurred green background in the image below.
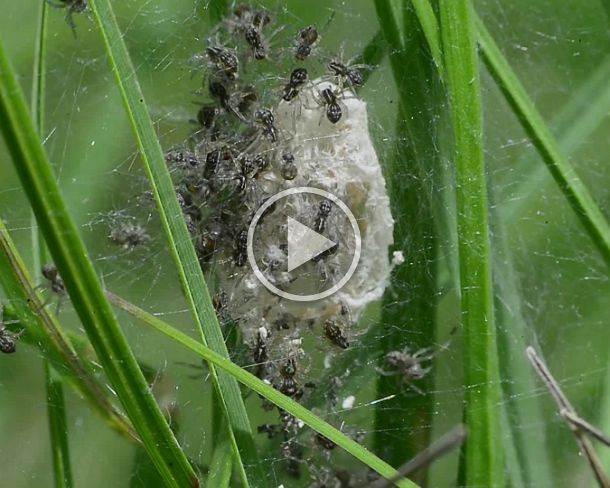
[1,0,610,487]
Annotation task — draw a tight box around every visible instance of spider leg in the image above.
[405,379,426,395]
[374,366,398,377]
[65,10,78,38]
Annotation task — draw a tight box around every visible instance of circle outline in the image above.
[247,187,361,302]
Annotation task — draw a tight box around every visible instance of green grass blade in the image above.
[106,291,421,488]
[439,1,504,486]
[501,53,610,221]
[207,400,233,488]
[355,30,386,86]
[0,219,136,441]
[411,0,444,78]
[44,361,73,488]
[0,41,198,488]
[31,0,47,136]
[372,1,444,475]
[374,0,406,59]
[87,1,265,485]
[475,14,610,265]
[206,0,229,24]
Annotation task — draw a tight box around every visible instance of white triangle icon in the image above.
[287,217,337,272]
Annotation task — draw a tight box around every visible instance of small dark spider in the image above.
[324,319,348,349]
[209,80,246,121]
[48,0,88,36]
[278,357,302,399]
[245,25,266,60]
[232,4,272,30]
[109,223,149,250]
[295,25,318,60]
[311,241,338,263]
[0,306,22,354]
[235,156,259,192]
[385,347,434,383]
[328,60,364,87]
[255,108,278,142]
[42,263,66,296]
[274,312,296,330]
[254,154,269,172]
[196,104,219,130]
[205,46,239,80]
[314,200,332,233]
[315,432,336,451]
[320,88,342,124]
[165,149,200,168]
[282,67,308,102]
[257,423,281,439]
[233,229,249,267]
[197,223,223,264]
[281,151,297,180]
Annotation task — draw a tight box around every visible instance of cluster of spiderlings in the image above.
[158,4,395,482]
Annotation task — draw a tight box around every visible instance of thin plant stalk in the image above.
[439,1,504,486]
[527,347,610,488]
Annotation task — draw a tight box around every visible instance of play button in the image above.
[247,187,361,301]
[286,217,337,272]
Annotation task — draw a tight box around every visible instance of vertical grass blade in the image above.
[45,361,73,488]
[475,14,610,266]
[411,0,444,78]
[87,1,265,485]
[439,1,504,486]
[0,40,198,488]
[207,398,233,488]
[373,1,444,476]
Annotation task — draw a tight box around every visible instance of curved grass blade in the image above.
[106,291,421,488]
[439,1,504,486]
[0,219,136,441]
[501,53,610,222]
[0,42,198,488]
[475,14,610,266]
[86,1,265,485]
[45,361,73,488]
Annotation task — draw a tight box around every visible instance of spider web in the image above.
[1,0,610,487]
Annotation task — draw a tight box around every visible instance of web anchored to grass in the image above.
[1,1,610,488]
